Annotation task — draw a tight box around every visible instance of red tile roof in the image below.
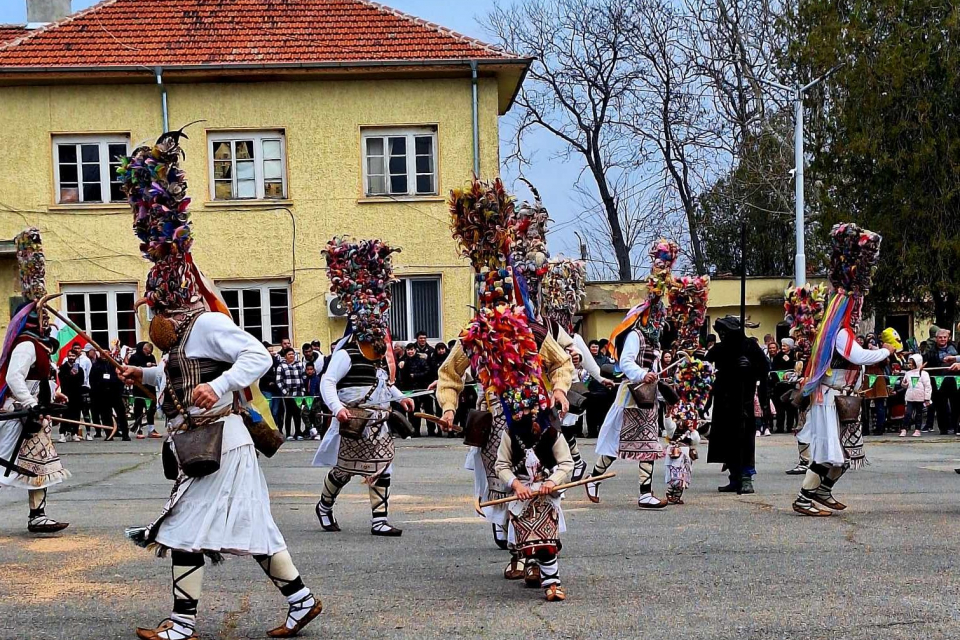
[0,0,519,68]
[0,25,28,46]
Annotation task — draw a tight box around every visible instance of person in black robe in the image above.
[705,316,770,494]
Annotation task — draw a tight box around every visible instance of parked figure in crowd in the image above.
[276,347,306,440]
[57,345,85,442]
[901,354,932,437]
[399,340,435,436]
[91,348,130,441]
[77,343,95,437]
[924,328,958,434]
[770,338,797,433]
[128,341,160,439]
[303,361,325,440]
[260,341,285,427]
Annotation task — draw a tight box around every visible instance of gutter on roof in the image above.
[155,67,169,131]
[0,57,535,112]
[470,61,480,176]
[0,58,534,73]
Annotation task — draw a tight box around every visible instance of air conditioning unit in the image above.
[326,294,348,319]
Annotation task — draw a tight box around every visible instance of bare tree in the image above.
[488,0,652,280]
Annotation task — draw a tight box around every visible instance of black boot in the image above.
[718,479,740,493]
[738,475,755,494]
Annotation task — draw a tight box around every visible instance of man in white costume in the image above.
[118,130,322,640]
[792,223,895,517]
[0,228,70,533]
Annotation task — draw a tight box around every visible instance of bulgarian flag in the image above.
[53,317,87,365]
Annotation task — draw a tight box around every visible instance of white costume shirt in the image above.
[140,312,272,452]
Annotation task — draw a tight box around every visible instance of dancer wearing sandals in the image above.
[118,131,322,640]
[312,238,415,538]
[792,224,893,517]
[438,178,573,552]
[0,228,71,534]
[586,241,679,509]
[495,414,573,602]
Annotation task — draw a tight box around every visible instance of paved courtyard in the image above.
[2,434,960,639]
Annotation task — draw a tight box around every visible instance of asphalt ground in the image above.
[2,433,960,639]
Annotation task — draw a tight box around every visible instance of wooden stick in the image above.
[42,303,157,402]
[50,416,113,430]
[414,412,463,434]
[478,472,617,508]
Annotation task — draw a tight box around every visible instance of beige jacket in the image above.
[435,334,575,414]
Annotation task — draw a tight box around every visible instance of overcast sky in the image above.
[0,0,588,258]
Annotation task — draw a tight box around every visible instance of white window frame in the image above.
[389,276,443,342]
[216,279,292,344]
[361,126,439,198]
[52,134,130,204]
[60,283,140,347]
[208,131,287,201]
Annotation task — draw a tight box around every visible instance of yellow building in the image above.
[580,277,930,346]
[0,0,529,351]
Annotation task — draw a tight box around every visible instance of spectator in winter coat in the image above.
[57,350,85,442]
[901,353,933,437]
[90,353,129,441]
[275,347,306,440]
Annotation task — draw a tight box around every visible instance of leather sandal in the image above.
[524,562,541,588]
[585,479,601,504]
[504,557,525,580]
[27,517,69,534]
[135,619,198,640]
[792,500,832,517]
[315,502,340,532]
[811,490,847,511]
[267,598,323,638]
[545,584,566,602]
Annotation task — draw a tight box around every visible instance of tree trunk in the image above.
[933,290,957,332]
[591,165,633,280]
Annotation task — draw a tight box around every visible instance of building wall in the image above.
[0,76,502,344]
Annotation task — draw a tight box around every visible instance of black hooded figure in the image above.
[705,316,770,494]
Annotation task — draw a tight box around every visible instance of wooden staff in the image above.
[50,416,113,431]
[41,301,157,402]
[414,412,463,434]
[477,472,617,508]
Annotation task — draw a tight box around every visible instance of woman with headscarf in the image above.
[128,342,159,439]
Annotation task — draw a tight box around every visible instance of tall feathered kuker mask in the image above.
[13,227,51,339]
[449,176,518,308]
[16,227,46,302]
[448,177,551,428]
[510,179,551,318]
[324,237,399,357]
[541,258,587,333]
[117,127,200,315]
[802,223,883,396]
[608,239,680,357]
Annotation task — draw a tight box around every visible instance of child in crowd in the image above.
[900,354,932,437]
[303,362,324,440]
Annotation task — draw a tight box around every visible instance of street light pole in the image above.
[757,64,843,287]
[793,89,805,286]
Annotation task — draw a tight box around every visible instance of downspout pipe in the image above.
[155,67,169,131]
[470,60,480,177]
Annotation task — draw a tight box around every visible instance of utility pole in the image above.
[758,65,843,286]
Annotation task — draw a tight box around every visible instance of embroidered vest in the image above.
[633,329,658,370]
[336,343,384,390]
[14,335,52,405]
[160,312,230,419]
[510,426,560,478]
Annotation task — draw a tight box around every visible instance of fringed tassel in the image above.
[124,528,224,565]
[22,468,71,487]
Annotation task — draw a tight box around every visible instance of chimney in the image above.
[26,0,72,28]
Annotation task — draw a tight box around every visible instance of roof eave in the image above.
[0,57,530,74]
